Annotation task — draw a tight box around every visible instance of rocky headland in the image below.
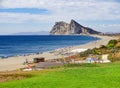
[50,19,101,35]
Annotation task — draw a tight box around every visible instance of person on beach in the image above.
[25,59,28,64]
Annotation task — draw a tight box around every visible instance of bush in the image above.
[108,40,117,45]
[106,43,115,49]
[106,40,117,49]
[108,53,120,62]
[100,45,106,49]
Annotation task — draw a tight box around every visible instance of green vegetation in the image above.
[106,40,117,49]
[79,39,120,62]
[1,62,120,88]
[61,38,120,62]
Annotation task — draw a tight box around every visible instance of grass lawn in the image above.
[0,63,120,88]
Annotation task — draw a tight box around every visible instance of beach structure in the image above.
[84,55,99,63]
[101,54,111,63]
[85,54,111,63]
[33,57,45,63]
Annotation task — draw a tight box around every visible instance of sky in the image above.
[0,0,120,35]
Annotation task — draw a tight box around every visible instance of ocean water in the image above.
[0,35,100,57]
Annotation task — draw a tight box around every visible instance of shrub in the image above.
[108,53,120,62]
[100,45,106,49]
[108,40,117,45]
[106,40,117,49]
[106,43,115,49]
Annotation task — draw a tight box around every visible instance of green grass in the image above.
[1,63,120,88]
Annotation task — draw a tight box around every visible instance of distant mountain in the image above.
[12,31,49,35]
[50,19,101,35]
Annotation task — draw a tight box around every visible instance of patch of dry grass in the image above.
[0,71,32,82]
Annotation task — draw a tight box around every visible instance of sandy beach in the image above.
[0,35,117,71]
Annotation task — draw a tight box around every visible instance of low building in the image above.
[33,57,45,63]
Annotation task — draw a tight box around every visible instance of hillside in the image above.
[50,19,101,35]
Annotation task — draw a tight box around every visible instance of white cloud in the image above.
[0,0,44,8]
[0,0,120,33]
[0,0,120,22]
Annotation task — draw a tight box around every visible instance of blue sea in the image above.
[0,35,100,57]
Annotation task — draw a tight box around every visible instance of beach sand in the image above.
[0,35,117,71]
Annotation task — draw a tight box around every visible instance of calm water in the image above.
[0,35,100,57]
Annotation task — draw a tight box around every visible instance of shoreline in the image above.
[0,34,99,58]
[0,35,118,71]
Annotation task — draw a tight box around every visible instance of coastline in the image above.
[0,35,117,71]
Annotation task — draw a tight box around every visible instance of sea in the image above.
[0,35,100,57]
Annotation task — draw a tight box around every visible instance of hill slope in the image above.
[50,19,101,35]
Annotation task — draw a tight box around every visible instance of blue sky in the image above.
[0,8,50,14]
[0,0,120,34]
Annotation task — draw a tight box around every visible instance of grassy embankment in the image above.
[0,62,120,88]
